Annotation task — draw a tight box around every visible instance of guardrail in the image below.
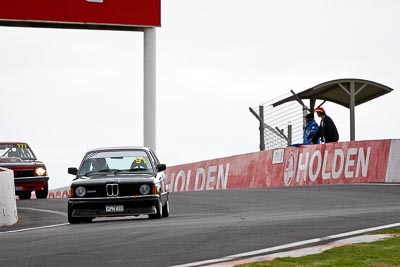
[0,168,18,226]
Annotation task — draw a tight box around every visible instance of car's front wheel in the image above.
[35,183,48,199]
[67,203,81,224]
[148,200,162,219]
[162,200,170,217]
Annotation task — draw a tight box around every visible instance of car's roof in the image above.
[86,146,152,153]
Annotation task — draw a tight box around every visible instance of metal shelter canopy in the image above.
[271,78,394,141]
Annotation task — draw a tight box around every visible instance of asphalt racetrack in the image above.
[1,184,400,266]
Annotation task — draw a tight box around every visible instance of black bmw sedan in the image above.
[67,147,169,224]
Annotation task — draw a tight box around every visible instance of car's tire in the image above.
[68,215,81,224]
[67,203,81,224]
[18,191,32,200]
[162,200,170,217]
[148,200,162,219]
[35,183,48,199]
[82,217,94,223]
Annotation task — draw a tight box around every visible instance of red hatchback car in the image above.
[0,142,49,199]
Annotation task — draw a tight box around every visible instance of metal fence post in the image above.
[288,123,292,146]
[259,105,265,151]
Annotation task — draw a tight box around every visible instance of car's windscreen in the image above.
[0,143,36,160]
[78,150,154,177]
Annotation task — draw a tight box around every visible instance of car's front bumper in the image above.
[68,195,160,217]
[14,176,49,191]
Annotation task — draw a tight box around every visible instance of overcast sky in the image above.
[1,0,399,189]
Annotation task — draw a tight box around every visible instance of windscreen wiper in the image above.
[84,169,116,176]
[113,169,149,174]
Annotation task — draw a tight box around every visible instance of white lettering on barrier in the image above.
[322,150,330,180]
[168,164,230,192]
[296,152,309,182]
[175,170,186,192]
[309,150,322,182]
[206,166,217,190]
[195,168,206,191]
[333,149,344,179]
[356,147,370,177]
[345,148,357,178]
[217,164,229,189]
[186,170,192,191]
[294,147,371,184]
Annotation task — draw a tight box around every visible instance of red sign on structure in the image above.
[0,0,160,30]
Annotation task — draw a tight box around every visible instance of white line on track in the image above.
[18,207,67,217]
[0,223,69,235]
[0,207,68,235]
[172,222,400,267]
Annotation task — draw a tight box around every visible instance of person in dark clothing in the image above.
[303,113,320,144]
[313,107,339,143]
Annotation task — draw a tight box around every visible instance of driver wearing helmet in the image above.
[131,157,147,170]
[91,158,108,171]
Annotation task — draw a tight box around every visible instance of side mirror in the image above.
[68,167,78,175]
[157,164,166,172]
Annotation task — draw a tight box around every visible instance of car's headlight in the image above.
[139,184,151,195]
[35,167,47,176]
[75,186,86,197]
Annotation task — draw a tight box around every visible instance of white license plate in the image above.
[105,205,124,213]
[15,186,23,191]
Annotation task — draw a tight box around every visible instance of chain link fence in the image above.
[250,92,305,150]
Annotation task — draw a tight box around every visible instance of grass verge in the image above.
[237,228,400,267]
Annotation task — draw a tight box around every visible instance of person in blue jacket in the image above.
[303,113,320,144]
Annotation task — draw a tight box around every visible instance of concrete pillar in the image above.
[143,28,156,152]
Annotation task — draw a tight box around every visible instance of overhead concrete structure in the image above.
[0,0,161,151]
[272,78,394,141]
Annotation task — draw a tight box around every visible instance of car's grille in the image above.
[80,184,151,197]
[14,170,35,178]
[84,184,106,197]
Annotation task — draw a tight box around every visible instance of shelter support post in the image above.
[339,82,356,141]
[350,82,356,141]
[143,27,156,152]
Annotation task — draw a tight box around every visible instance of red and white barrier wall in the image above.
[47,139,400,197]
[165,139,400,192]
[0,168,18,226]
[48,187,69,199]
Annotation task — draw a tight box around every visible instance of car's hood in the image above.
[72,173,157,185]
[0,159,45,168]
